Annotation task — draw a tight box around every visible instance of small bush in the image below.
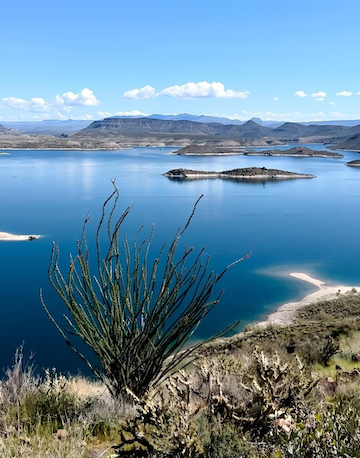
[198,416,257,458]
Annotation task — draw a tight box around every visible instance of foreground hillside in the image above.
[2,290,360,457]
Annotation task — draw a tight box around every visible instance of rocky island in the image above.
[164,167,315,180]
[346,159,360,167]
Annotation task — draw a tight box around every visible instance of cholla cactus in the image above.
[114,374,203,457]
[242,348,319,433]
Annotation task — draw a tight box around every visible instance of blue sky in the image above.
[1,0,360,122]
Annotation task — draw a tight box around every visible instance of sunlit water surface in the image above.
[0,145,359,372]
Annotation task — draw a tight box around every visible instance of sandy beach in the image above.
[257,272,360,327]
[0,231,40,242]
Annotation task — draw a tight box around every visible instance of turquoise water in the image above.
[0,146,360,373]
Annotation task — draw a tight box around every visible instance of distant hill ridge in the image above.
[82,117,277,139]
[81,117,358,142]
[332,133,360,150]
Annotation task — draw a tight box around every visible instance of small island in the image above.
[164,167,316,180]
[346,159,360,167]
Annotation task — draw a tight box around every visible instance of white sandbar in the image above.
[256,272,360,327]
[0,232,40,242]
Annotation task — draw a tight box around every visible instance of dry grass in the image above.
[0,424,88,458]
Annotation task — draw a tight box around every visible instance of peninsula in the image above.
[164,167,315,180]
[346,159,360,167]
[244,146,343,158]
[257,273,360,327]
[174,145,343,158]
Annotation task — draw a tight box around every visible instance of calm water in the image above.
[0,145,360,373]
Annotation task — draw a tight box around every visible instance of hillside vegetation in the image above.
[2,290,360,457]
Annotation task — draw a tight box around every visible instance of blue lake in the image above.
[0,145,360,373]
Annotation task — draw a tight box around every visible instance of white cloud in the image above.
[72,114,94,120]
[294,91,307,98]
[98,110,148,119]
[329,101,337,106]
[357,92,360,96]
[114,110,147,116]
[336,91,353,97]
[1,88,101,120]
[123,81,249,99]
[160,81,249,99]
[314,98,324,102]
[2,96,49,111]
[273,97,279,101]
[228,110,328,122]
[331,111,344,118]
[98,111,112,118]
[124,86,156,99]
[56,88,100,106]
[311,91,327,98]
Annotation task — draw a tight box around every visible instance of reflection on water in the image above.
[0,146,360,373]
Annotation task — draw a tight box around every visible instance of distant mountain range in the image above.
[1,119,92,134]
[1,116,360,150]
[4,114,360,136]
[82,118,276,139]
[81,117,359,142]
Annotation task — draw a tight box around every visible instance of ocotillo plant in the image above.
[41,182,246,398]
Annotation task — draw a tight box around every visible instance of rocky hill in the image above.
[333,133,360,151]
[271,122,350,140]
[80,118,277,139]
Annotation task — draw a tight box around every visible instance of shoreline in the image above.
[256,272,360,327]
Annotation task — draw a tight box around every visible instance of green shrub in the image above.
[197,416,257,458]
[269,395,360,457]
[6,368,92,433]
